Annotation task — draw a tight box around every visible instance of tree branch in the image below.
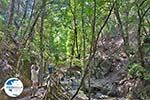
[70,1,115,99]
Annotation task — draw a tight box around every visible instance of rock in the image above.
[65,66,82,79]
[18,97,30,100]
[84,78,103,90]
[69,90,88,100]
[95,92,109,99]
[94,93,125,100]
[35,88,45,96]
[84,66,128,97]
[19,88,32,97]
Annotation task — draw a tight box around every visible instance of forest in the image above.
[0,0,150,100]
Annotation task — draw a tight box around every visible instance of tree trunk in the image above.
[39,0,46,85]
[81,0,86,66]
[137,3,150,67]
[88,0,96,99]
[71,2,115,99]
[125,1,130,47]
[8,0,15,25]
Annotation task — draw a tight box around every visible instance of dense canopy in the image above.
[0,0,149,100]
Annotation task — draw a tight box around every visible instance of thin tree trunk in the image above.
[23,11,41,47]
[137,3,150,67]
[81,0,86,66]
[70,0,79,58]
[146,19,150,34]
[88,0,96,99]
[137,19,145,67]
[73,0,79,58]
[8,0,15,25]
[114,2,127,48]
[69,0,78,69]
[39,0,46,85]
[70,2,115,99]
[30,0,36,19]
[125,1,130,47]
[69,2,75,67]
[6,0,18,46]
[81,0,87,92]
[22,0,29,20]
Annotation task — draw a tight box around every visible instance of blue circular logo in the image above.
[4,78,24,97]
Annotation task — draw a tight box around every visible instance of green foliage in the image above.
[128,63,145,78]
[128,63,150,80]
[144,72,150,80]
[0,31,4,41]
[0,0,149,80]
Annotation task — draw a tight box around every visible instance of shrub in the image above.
[128,63,145,78]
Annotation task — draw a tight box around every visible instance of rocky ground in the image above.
[0,36,149,100]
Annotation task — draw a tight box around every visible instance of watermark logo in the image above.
[4,78,23,97]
